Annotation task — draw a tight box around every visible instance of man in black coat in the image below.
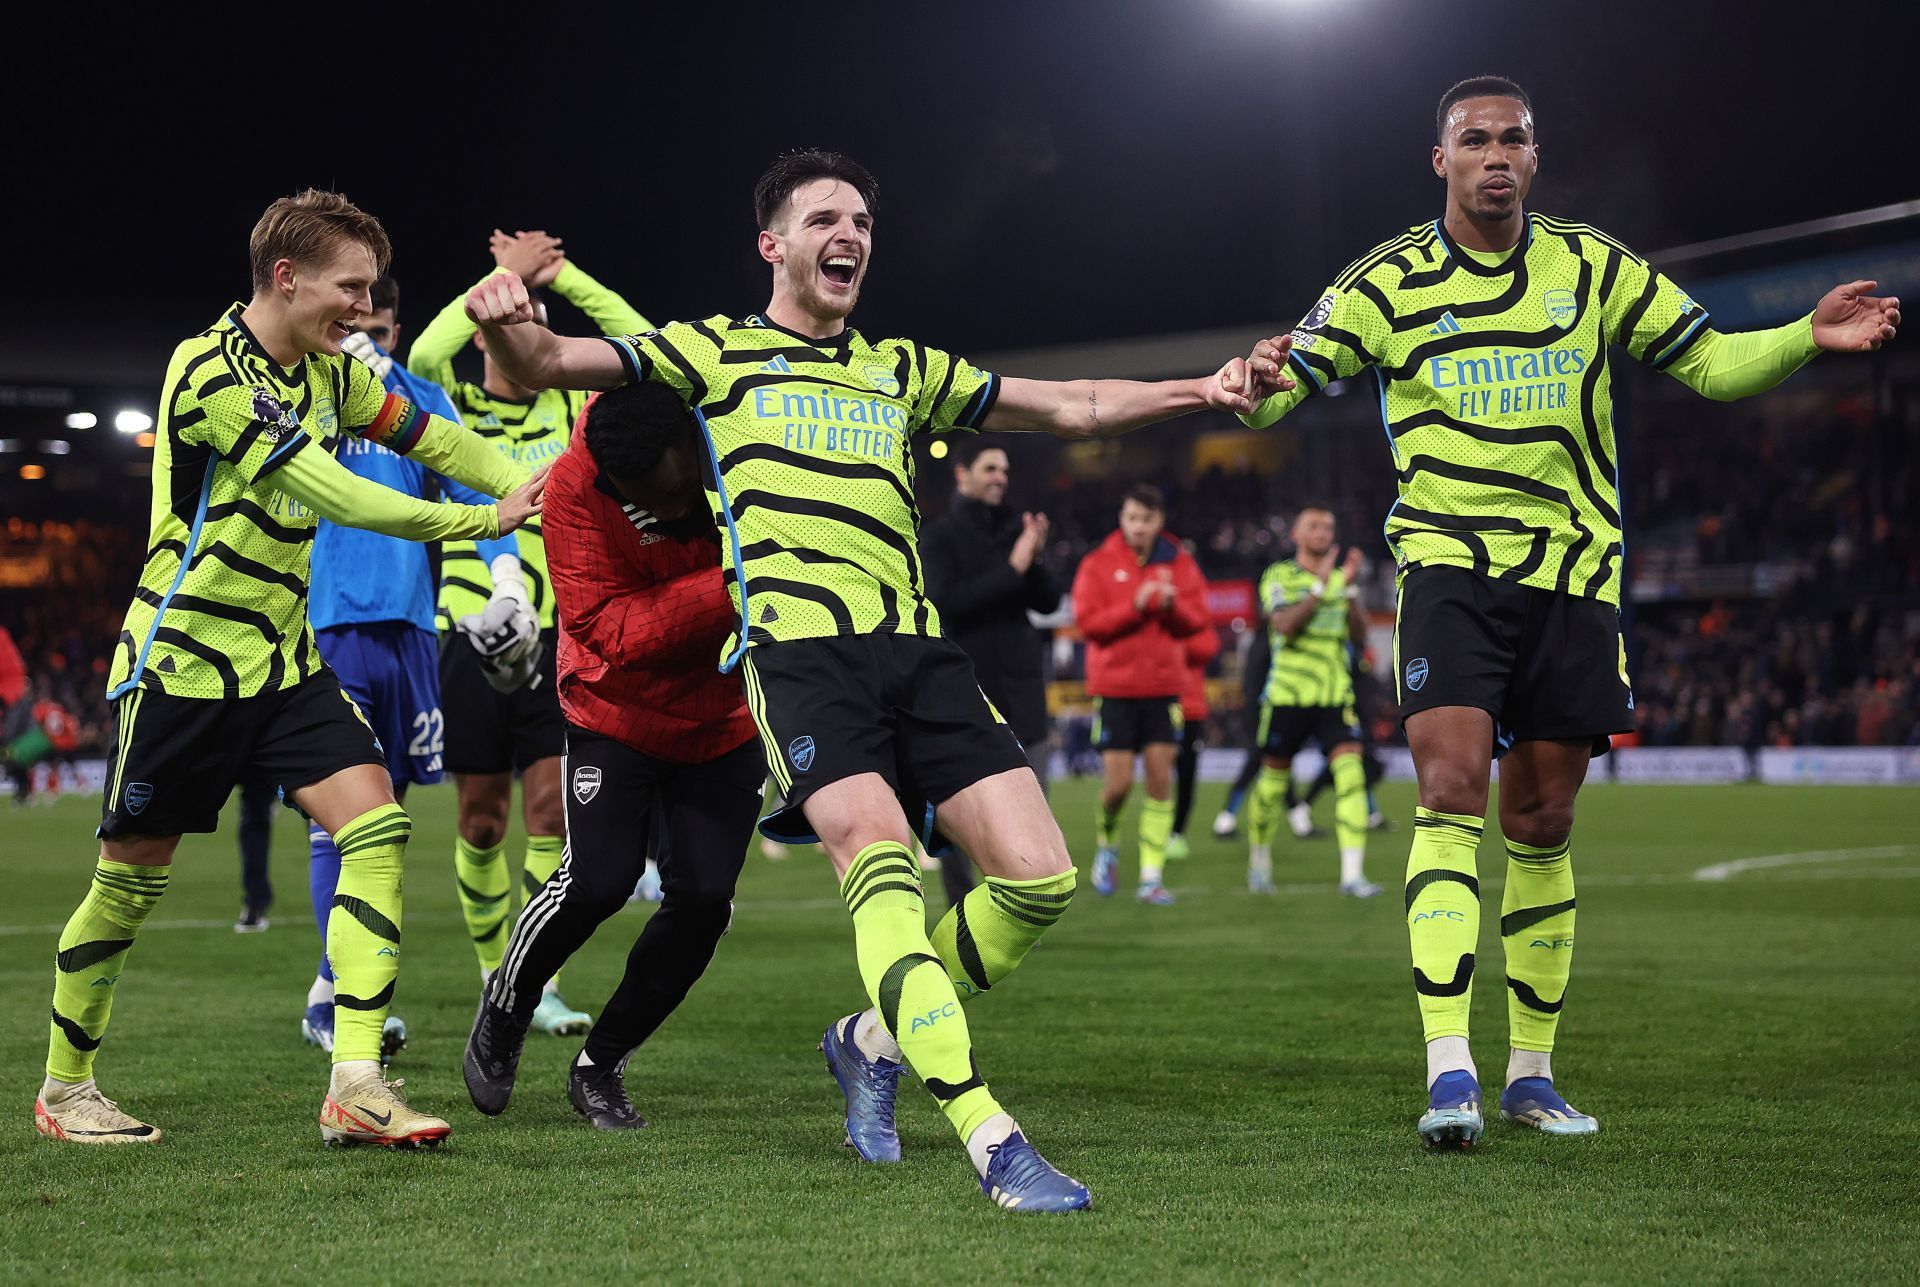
[921,441,1061,902]
[924,440,1060,770]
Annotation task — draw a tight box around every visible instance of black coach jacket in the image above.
[921,495,1060,746]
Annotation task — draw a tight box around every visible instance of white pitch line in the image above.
[1692,844,1918,882]
[1,856,1916,938]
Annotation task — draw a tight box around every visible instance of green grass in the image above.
[2,779,1917,1283]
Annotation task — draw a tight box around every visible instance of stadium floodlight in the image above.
[19,463,47,480]
[115,410,153,434]
[928,439,949,460]
[40,440,71,455]
[0,439,19,453]
[65,411,97,430]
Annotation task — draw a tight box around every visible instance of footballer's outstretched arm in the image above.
[982,353,1290,440]
[1664,281,1900,402]
[465,271,626,392]
[398,412,529,499]
[272,444,546,542]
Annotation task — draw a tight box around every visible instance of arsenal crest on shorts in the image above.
[572,764,602,804]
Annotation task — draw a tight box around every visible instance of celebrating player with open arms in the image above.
[34,191,546,1150]
[411,230,652,1037]
[1238,76,1899,1150]
[465,150,1287,1212]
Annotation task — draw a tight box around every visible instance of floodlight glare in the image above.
[65,411,98,430]
[115,410,154,434]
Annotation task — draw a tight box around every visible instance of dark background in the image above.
[5,0,1908,382]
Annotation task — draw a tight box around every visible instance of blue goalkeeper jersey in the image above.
[310,354,515,632]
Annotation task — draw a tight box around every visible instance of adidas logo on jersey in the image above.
[761,355,795,373]
[1428,312,1464,336]
[619,503,663,545]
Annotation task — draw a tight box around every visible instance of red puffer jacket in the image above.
[1071,529,1208,700]
[546,408,756,763]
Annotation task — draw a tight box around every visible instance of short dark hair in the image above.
[248,189,392,294]
[1122,483,1165,513]
[952,438,1007,471]
[370,275,399,315]
[1294,501,1335,519]
[583,382,699,478]
[753,150,879,231]
[1435,75,1532,141]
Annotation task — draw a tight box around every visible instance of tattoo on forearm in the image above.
[1088,386,1101,436]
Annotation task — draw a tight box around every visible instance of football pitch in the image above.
[2,779,1916,1283]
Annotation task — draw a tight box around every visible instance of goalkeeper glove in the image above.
[340,330,394,380]
[457,555,542,693]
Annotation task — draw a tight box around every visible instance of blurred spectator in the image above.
[0,520,144,764]
[1631,594,1919,748]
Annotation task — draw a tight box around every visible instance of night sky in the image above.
[7,0,1910,387]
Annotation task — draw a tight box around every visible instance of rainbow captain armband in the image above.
[361,392,432,455]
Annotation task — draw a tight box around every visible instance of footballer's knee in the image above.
[1414,758,1488,819]
[524,802,566,838]
[456,772,511,847]
[458,811,508,849]
[663,891,736,940]
[1499,796,1576,849]
[569,869,637,919]
[519,758,566,837]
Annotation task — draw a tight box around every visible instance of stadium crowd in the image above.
[7,426,1917,781]
[1,522,146,775]
[1632,597,1919,748]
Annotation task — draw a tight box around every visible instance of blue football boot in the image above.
[304,1003,406,1061]
[1500,1077,1599,1135]
[980,1132,1093,1212]
[820,1016,904,1163]
[1091,847,1119,896]
[1418,1069,1484,1150]
[302,1001,335,1052]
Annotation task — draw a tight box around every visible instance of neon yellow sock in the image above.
[1332,753,1367,852]
[522,834,565,990]
[1502,838,1576,1053]
[1246,764,1288,848]
[931,869,1076,999]
[455,835,509,977]
[842,842,1001,1141]
[1138,796,1173,885]
[1406,806,1484,1042]
[47,859,169,1082]
[1094,799,1122,850]
[329,804,411,1064]
[522,834,564,908]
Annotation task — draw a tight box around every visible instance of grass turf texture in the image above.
[1,779,1916,1283]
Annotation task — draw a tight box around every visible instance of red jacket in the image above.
[1179,625,1221,722]
[546,413,755,763]
[34,700,80,752]
[1072,529,1208,700]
